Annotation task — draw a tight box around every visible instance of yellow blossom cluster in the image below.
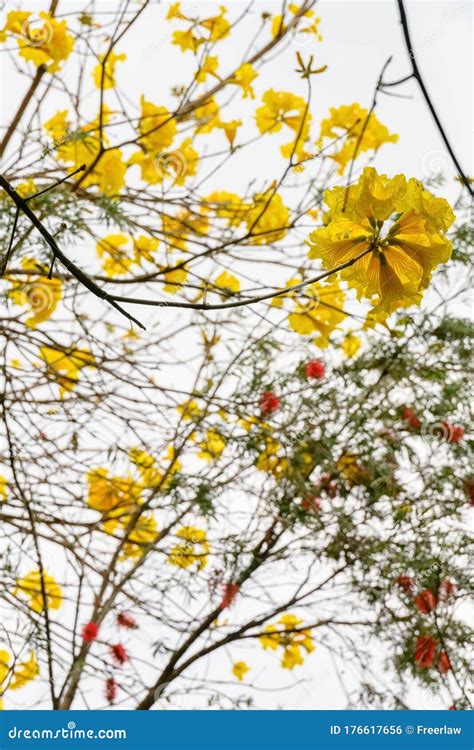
[256,90,311,162]
[0,10,74,72]
[271,4,322,43]
[167,3,230,53]
[43,109,126,195]
[307,167,455,316]
[0,650,39,710]
[15,571,62,613]
[93,51,126,89]
[39,346,95,398]
[7,258,62,328]
[168,526,210,570]
[273,278,346,347]
[318,103,398,174]
[259,613,315,669]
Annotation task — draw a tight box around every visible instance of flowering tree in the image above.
[0,1,472,711]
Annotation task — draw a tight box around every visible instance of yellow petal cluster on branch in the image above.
[15,571,62,613]
[307,167,455,315]
[259,613,315,669]
[319,103,398,174]
[0,10,74,72]
[0,650,39,709]
[168,526,210,570]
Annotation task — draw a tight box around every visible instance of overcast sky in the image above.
[0,0,472,710]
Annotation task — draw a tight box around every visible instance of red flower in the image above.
[259,391,280,415]
[305,360,325,380]
[462,477,474,505]
[414,590,437,614]
[301,494,321,512]
[401,407,421,430]
[81,622,99,642]
[110,644,128,665]
[439,578,457,599]
[443,424,464,444]
[437,651,451,674]
[449,705,457,710]
[395,575,415,594]
[414,634,437,669]
[219,582,239,609]
[105,677,117,703]
[117,612,137,629]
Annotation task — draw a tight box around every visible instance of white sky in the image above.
[0,0,472,711]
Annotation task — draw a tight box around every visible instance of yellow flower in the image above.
[259,613,315,670]
[172,28,205,53]
[204,192,244,226]
[232,63,258,99]
[96,234,132,276]
[307,168,454,315]
[217,119,241,147]
[15,571,62,613]
[120,513,158,559]
[9,652,39,690]
[197,430,226,461]
[286,278,345,347]
[43,109,126,195]
[214,271,240,295]
[245,188,289,245]
[232,661,250,681]
[0,476,7,502]
[0,11,74,73]
[7,259,62,328]
[342,332,361,358]
[256,89,306,134]
[164,265,187,293]
[86,468,141,517]
[177,399,203,421]
[255,434,288,480]
[166,3,183,21]
[169,526,210,570]
[93,51,126,89]
[336,452,370,486]
[271,4,322,42]
[196,55,219,83]
[319,103,398,174]
[256,89,311,161]
[15,178,37,198]
[0,650,39,709]
[192,98,221,134]
[200,8,230,42]
[133,235,159,264]
[39,346,95,397]
[129,96,178,182]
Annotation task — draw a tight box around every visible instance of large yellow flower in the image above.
[259,613,315,670]
[319,104,398,174]
[307,168,454,315]
[86,468,141,517]
[0,11,74,73]
[15,571,62,613]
